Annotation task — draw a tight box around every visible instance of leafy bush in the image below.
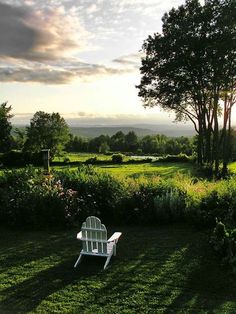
[85,156,97,164]
[154,188,186,223]
[211,221,236,272]
[0,150,42,167]
[111,154,123,163]
[55,166,126,224]
[63,157,70,163]
[184,177,236,228]
[0,167,80,229]
[119,176,186,225]
[1,165,236,235]
[158,153,191,163]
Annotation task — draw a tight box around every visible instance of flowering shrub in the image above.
[0,167,80,229]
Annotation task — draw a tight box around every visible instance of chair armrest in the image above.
[108,232,122,243]
[77,231,82,240]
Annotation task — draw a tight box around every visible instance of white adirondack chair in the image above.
[74,216,122,270]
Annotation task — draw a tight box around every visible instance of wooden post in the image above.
[41,149,50,174]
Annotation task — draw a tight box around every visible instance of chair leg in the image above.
[104,254,112,270]
[113,244,117,256]
[74,253,83,268]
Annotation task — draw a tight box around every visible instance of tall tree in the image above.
[110,131,126,151]
[24,111,69,158]
[125,131,138,152]
[0,102,13,152]
[137,0,235,174]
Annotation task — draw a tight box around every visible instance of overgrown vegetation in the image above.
[1,165,235,271]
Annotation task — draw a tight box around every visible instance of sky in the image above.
[0,0,209,125]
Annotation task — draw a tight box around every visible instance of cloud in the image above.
[113,53,143,68]
[12,111,174,126]
[0,0,186,84]
[0,2,87,62]
[86,4,99,14]
[0,60,134,84]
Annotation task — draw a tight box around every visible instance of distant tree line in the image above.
[0,103,193,157]
[65,131,193,155]
[2,103,236,164]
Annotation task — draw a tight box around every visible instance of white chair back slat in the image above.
[81,216,107,254]
[81,225,87,252]
[101,225,107,254]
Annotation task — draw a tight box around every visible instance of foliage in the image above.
[66,131,193,156]
[158,153,191,163]
[111,153,123,163]
[85,156,98,164]
[24,111,70,158]
[1,165,236,233]
[154,188,186,222]
[0,102,13,153]
[0,167,80,229]
[211,221,236,272]
[185,177,236,227]
[137,0,236,174]
[12,128,27,150]
[0,150,42,167]
[53,166,127,224]
[125,131,138,152]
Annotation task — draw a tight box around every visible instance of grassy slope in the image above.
[0,225,235,314]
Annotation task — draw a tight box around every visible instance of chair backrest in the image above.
[81,216,107,254]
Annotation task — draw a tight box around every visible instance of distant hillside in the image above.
[12,124,196,138]
[69,126,157,138]
[69,124,196,137]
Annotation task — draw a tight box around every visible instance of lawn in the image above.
[52,153,236,178]
[0,224,235,313]
[98,162,194,178]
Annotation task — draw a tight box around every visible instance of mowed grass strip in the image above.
[0,225,235,313]
[98,162,194,178]
[51,162,194,179]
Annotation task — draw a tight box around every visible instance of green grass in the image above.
[51,162,193,179]
[0,225,235,313]
[229,161,236,173]
[53,153,116,163]
[98,162,194,178]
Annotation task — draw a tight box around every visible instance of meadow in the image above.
[52,153,194,178]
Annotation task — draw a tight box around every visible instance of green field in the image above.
[1,152,236,179]
[53,153,236,178]
[1,225,235,313]
[52,153,193,178]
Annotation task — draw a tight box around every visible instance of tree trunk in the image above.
[212,93,219,176]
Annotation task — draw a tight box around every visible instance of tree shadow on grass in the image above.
[0,226,178,313]
[0,254,108,313]
[160,242,236,314]
[70,227,236,313]
[1,226,236,313]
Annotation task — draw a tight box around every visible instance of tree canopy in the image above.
[24,111,69,158]
[137,0,235,174]
[0,102,13,152]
